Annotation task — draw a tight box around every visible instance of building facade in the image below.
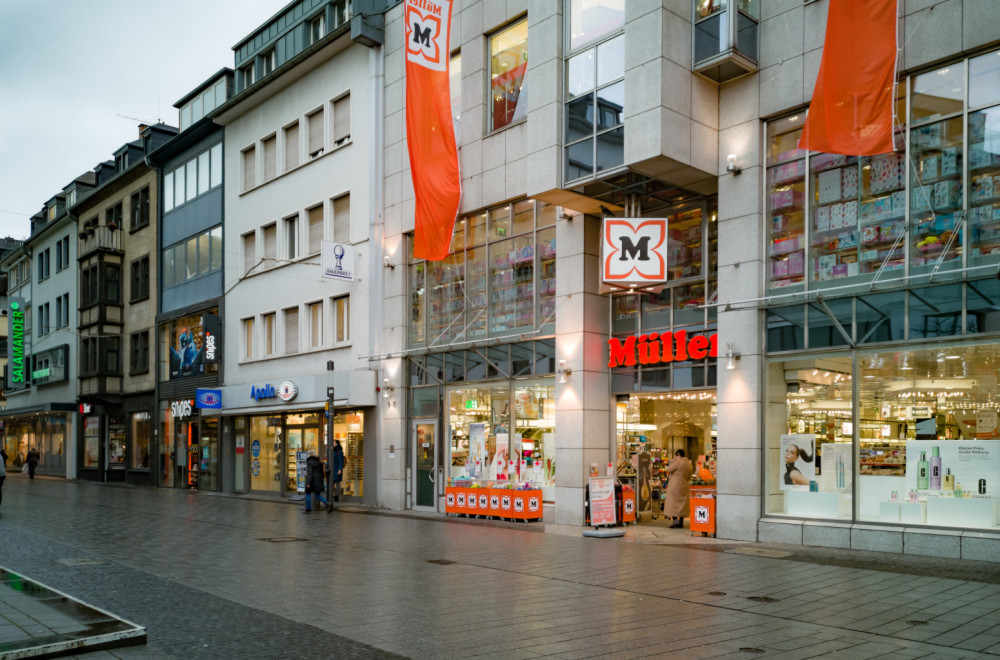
[213,0,381,502]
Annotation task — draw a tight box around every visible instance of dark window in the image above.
[81,337,99,374]
[61,293,69,327]
[130,187,150,230]
[37,303,49,336]
[130,256,150,302]
[106,264,121,304]
[106,337,121,374]
[130,331,149,374]
[81,265,99,307]
[105,202,123,229]
[37,249,50,281]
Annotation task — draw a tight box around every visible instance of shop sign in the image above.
[910,405,933,419]
[601,218,669,287]
[195,388,223,409]
[171,399,194,419]
[202,315,222,364]
[250,384,277,401]
[608,331,719,368]
[79,403,93,414]
[464,399,477,410]
[8,298,26,390]
[321,240,354,281]
[133,411,151,422]
[589,476,617,526]
[277,381,298,402]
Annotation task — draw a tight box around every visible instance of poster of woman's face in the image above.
[780,434,815,491]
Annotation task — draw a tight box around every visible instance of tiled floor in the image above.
[0,476,998,659]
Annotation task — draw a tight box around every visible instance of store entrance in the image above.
[413,421,438,510]
[615,391,717,525]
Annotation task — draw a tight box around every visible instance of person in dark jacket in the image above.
[304,450,331,513]
[332,440,345,502]
[26,447,39,479]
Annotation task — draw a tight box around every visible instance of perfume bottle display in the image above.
[930,446,941,490]
[942,468,954,491]
[917,451,929,490]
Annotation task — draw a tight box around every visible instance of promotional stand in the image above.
[689,485,717,537]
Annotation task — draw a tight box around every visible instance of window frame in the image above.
[130,330,150,375]
[130,255,150,303]
[488,18,529,133]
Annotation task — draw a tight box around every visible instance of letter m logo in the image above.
[601,219,668,285]
[405,2,447,71]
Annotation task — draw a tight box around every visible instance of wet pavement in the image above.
[0,475,999,659]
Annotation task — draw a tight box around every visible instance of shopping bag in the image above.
[21,463,28,474]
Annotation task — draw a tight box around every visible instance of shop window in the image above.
[967,278,1000,334]
[444,352,464,382]
[465,350,486,381]
[857,291,906,344]
[766,354,853,522]
[411,386,440,418]
[489,20,528,132]
[130,411,151,469]
[673,283,706,328]
[249,416,281,492]
[425,354,445,384]
[332,412,364,498]
[534,339,556,374]
[909,113,963,274]
[767,305,805,352]
[693,0,758,83]
[612,294,638,333]
[807,298,853,349]
[408,356,425,386]
[409,262,425,348]
[83,417,100,468]
[511,343,533,377]
[909,284,963,339]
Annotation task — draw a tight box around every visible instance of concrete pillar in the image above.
[554,214,610,525]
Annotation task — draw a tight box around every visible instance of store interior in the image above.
[771,345,1000,530]
[616,391,717,525]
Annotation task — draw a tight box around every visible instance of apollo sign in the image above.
[601,218,669,288]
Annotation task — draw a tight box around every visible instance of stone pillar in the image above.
[554,213,611,525]
[716,75,763,541]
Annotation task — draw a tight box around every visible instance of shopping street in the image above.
[1,475,999,659]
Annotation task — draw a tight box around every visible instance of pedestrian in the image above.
[332,440,345,503]
[665,449,693,529]
[26,446,39,479]
[304,450,331,513]
[0,447,7,512]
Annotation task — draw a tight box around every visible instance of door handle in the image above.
[428,471,436,483]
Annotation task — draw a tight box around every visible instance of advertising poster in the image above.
[819,442,852,493]
[905,440,1000,496]
[493,433,509,480]
[589,476,616,526]
[168,314,205,378]
[296,451,308,494]
[637,452,652,513]
[780,434,816,491]
[467,423,486,478]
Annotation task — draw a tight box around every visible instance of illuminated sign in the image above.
[608,331,719,368]
[171,399,194,419]
[8,298,25,389]
[601,218,669,288]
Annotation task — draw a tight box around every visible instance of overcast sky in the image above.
[0,0,283,239]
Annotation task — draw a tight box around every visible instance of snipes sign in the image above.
[609,331,718,368]
[601,218,669,288]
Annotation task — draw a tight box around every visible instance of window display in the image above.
[249,416,281,492]
[769,345,1000,530]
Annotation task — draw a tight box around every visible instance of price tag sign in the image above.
[589,476,617,526]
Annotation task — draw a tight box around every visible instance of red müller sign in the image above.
[609,331,718,368]
[601,218,669,287]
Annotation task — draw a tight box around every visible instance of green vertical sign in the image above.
[8,297,25,390]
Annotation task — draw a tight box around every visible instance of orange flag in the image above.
[800,0,898,156]
[405,0,461,261]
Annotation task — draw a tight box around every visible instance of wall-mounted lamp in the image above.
[725,343,741,370]
[559,212,574,222]
[382,377,395,398]
[383,256,395,270]
[558,359,572,384]
[726,154,742,175]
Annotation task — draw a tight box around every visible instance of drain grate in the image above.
[56,558,105,566]
[906,620,929,626]
[426,559,456,565]
[746,596,779,603]
[258,537,308,543]
[739,648,766,654]
[707,591,727,596]
[727,547,792,559]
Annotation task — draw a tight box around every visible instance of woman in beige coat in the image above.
[664,449,693,529]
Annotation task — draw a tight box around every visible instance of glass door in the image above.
[412,421,438,510]
[198,418,219,492]
[286,428,304,494]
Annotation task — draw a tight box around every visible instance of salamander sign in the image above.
[8,298,26,390]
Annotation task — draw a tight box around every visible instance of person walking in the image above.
[304,450,331,513]
[331,440,345,503]
[665,449,694,529]
[26,447,39,480]
[0,447,7,512]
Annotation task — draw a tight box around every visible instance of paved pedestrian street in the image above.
[0,477,999,659]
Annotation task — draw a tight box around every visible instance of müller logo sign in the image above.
[609,331,718,368]
[601,218,669,287]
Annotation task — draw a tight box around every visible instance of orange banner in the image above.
[799,0,897,156]
[405,0,461,261]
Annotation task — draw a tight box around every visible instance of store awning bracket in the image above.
[929,212,965,283]
[856,296,891,345]
[408,356,443,385]
[814,296,855,348]
[908,289,939,314]
[472,348,509,379]
[967,280,997,308]
[869,229,907,291]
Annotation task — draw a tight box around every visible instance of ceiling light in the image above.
[945,355,961,360]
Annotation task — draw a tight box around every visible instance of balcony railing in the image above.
[78,226,123,257]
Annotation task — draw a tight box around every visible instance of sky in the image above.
[0,0,284,240]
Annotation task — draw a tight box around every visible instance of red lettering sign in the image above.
[608,332,718,368]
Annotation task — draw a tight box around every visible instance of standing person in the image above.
[331,440,345,503]
[665,449,694,529]
[26,446,39,480]
[0,447,7,512]
[304,450,330,513]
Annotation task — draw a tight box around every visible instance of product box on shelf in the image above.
[912,185,934,213]
[871,152,904,193]
[921,154,940,181]
[771,188,804,210]
[787,250,805,276]
[817,254,836,280]
[861,226,879,244]
[942,148,959,177]
[861,249,880,262]
[914,122,942,150]
[832,263,849,278]
[973,175,996,201]
[843,200,859,227]
[840,231,859,249]
[842,166,859,199]
[830,203,845,229]
[816,207,831,232]
[773,235,800,254]
[934,180,961,209]
[772,258,789,278]
[818,168,842,204]
[891,191,907,218]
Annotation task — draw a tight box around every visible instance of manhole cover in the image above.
[56,558,105,566]
[746,596,779,603]
[426,559,456,565]
[739,648,766,654]
[258,537,308,543]
[707,591,727,596]
[906,620,929,626]
[727,547,792,558]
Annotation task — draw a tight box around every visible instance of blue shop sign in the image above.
[195,388,223,409]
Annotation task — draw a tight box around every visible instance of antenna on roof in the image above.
[115,113,161,125]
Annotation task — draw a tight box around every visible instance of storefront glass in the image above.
[514,381,556,498]
[83,416,100,468]
[108,417,126,470]
[198,417,219,491]
[616,392,717,519]
[161,409,175,487]
[249,415,281,492]
[409,200,557,349]
[2,414,68,474]
[284,412,322,493]
[332,411,364,498]
[769,344,1000,531]
[131,412,151,469]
